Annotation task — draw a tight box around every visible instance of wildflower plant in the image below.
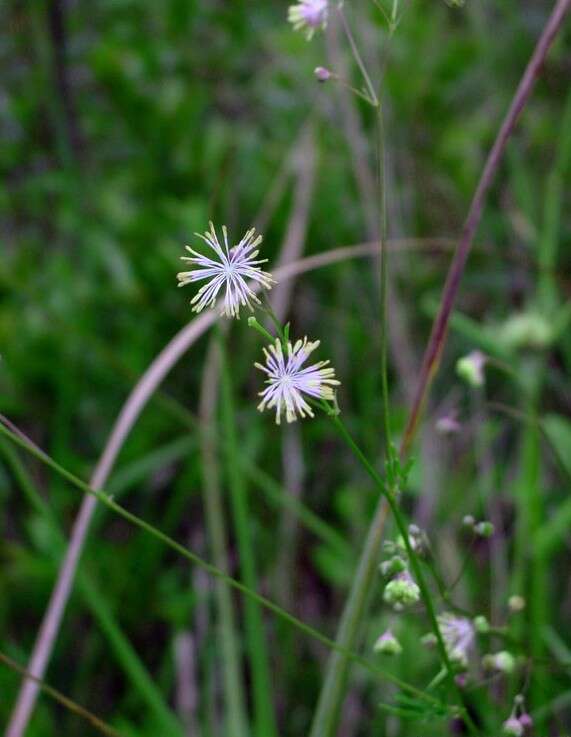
[3,0,567,735]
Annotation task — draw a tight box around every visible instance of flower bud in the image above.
[508,595,525,612]
[421,633,437,648]
[383,572,420,609]
[473,615,490,634]
[456,350,486,388]
[436,415,461,435]
[483,650,516,674]
[502,717,523,737]
[314,66,331,82]
[518,713,533,729]
[373,629,402,656]
[474,521,494,538]
[499,311,553,351]
[462,515,475,529]
[379,555,407,577]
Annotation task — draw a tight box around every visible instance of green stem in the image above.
[259,293,287,345]
[329,414,478,735]
[218,337,279,737]
[375,106,392,459]
[337,3,379,107]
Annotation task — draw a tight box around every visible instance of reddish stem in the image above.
[400,0,571,458]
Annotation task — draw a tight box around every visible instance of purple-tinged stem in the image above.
[400,0,571,459]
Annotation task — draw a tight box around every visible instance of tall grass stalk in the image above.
[218,335,279,737]
[199,337,249,737]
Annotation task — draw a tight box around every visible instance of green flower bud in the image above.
[456,351,486,388]
[373,629,402,656]
[421,633,437,648]
[474,521,495,538]
[473,615,490,634]
[483,650,516,674]
[379,555,407,577]
[508,595,525,612]
[383,572,420,608]
[499,311,553,352]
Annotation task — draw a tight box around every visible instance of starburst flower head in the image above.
[288,0,328,40]
[255,337,339,425]
[177,222,275,318]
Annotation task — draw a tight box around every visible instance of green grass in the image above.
[1,1,571,735]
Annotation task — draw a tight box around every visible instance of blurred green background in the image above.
[1,0,571,735]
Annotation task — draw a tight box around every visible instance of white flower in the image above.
[177,222,275,318]
[255,338,339,424]
[288,0,328,40]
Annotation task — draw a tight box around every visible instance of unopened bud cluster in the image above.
[502,695,533,736]
[462,516,495,538]
[373,629,402,656]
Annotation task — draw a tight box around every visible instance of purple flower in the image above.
[256,338,339,424]
[177,222,275,318]
[437,613,474,668]
[288,0,328,40]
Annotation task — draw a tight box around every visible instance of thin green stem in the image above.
[329,414,479,734]
[218,336,278,737]
[337,3,379,108]
[247,316,276,344]
[259,293,286,344]
[375,106,392,460]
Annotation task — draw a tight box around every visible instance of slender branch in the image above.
[337,3,379,106]
[0,651,124,737]
[400,0,571,458]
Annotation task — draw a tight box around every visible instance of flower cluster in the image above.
[502,695,533,736]
[383,571,420,609]
[177,223,339,424]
